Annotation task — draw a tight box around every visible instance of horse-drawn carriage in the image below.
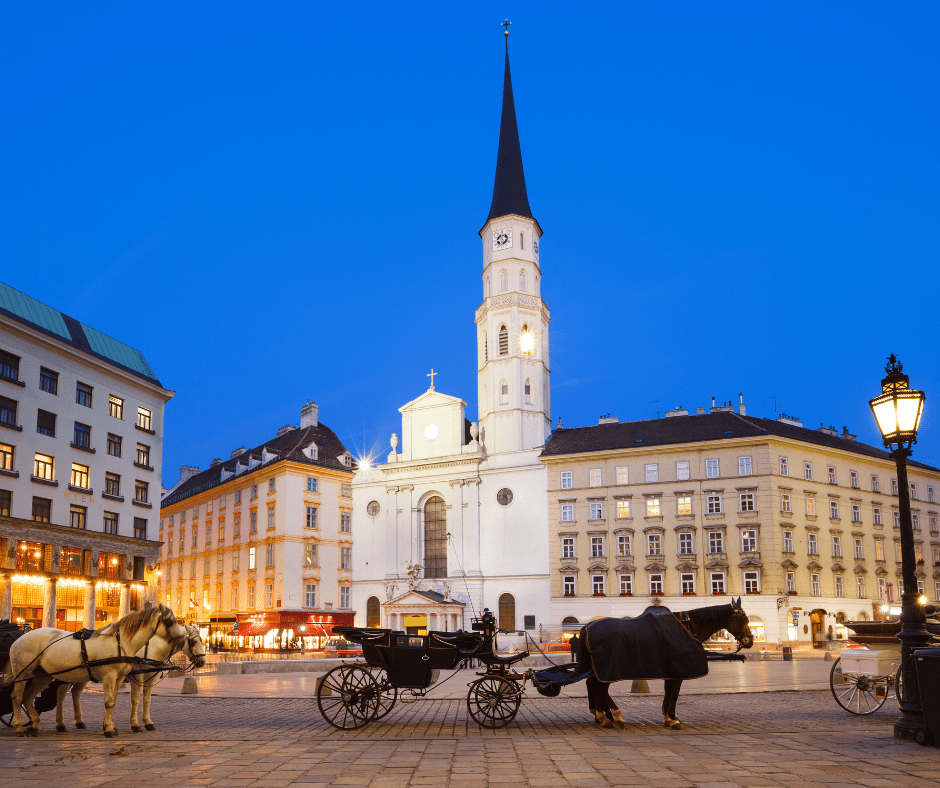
[317,600,754,730]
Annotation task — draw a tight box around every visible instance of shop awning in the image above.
[234,623,273,637]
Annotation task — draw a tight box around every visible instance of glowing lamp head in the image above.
[869,354,925,448]
[920,595,928,605]
[520,327,534,356]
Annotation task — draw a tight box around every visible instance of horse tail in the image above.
[0,658,11,686]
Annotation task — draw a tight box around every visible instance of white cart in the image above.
[830,647,902,715]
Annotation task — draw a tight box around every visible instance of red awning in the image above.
[236,623,273,638]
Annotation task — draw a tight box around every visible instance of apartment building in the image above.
[158,402,356,649]
[540,401,940,647]
[0,280,171,630]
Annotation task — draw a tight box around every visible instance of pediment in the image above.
[738,558,763,568]
[831,563,846,573]
[933,569,940,579]
[675,562,699,572]
[780,559,799,569]
[559,563,579,573]
[806,560,823,571]
[915,568,927,579]
[706,558,729,569]
[645,562,666,572]
[853,564,868,574]
[875,566,889,576]
[386,589,462,607]
[614,562,635,573]
[587,561,609,572]
[400,388,468,413]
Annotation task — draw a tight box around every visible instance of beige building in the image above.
[540,400,940,647]
[158,402,357,649]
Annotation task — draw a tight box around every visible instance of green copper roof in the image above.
[0,279,162,385]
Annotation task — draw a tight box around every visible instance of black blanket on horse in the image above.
[582,611,709,682]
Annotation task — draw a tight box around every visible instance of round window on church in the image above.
[367,501,380,518]
[496,488,513,507]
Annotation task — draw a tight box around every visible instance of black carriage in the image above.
[316,609,531,729]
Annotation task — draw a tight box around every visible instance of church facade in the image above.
[350,44,550,640]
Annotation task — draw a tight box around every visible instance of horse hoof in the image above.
[56,724,66,732]
[144,724,155,731]
[15,731,27,738]
[601,718,614,729]
[75,722,86,729]
[28,727,39,737]
[131,726,141,733]
[104,730,116,738]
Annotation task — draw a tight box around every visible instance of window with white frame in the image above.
[779,457,788,476]
[929,486,935,503]
[563,576,576,595]
[645,464,658,483]
[590,501,603,520]
[708,531,724,554]
[646,497,661,516]
[250,512,257,533]
[711,572,726,595]
[743,571,760,594]
[741,529,757,552]
[913,514,920,531]
[340,586,351,608]
[340,512,352,532]
[936,580,940,601]
[267,505,275,529]
[680,573,695,594]
[911,482,917,500]
[832,535,842,557]
[875,538,885,561]
[247,585,255,608]
[561,503,574,521]
[590,536,604,557]
[676,495,692,515]
[619,574,633,595]
[304,583,316,607]
[616,466,629,485]
[828,467,837,485]
[854,538,863,559]
[617,534,631,557]
[804,462,813,480]
[678,532,693,555]
[850,471,859,489]
[918,578,925,595]
[891,478,898,495]
[266,542,275,567]
[306,476,318,492]
[806,497,816,516]
[783,530,793,553]
[856,575,866,598]
[786,571,796,593]
[873,507,882,525]
[676,461,690,481]
[871,475,880,492]
[706,459,719,479]
[739,457,752,476]
[248,546,256,569]
[304,543,318,566]
[616,500,630,519]
[931,516,938,533]
[265,583,273,607]
[835,574,844,598]
[562,537,575,559]
[589,468,602,487]
[878,577,887,600]
[852,503,861,522]
[706,493,722,514]
[561,471,572,489]
[894,510,900,528]
[268,478,276,493]
[592,575,606,595]
[341,546,352,570]
[647,533,662,555]
[781,493,791,513]
[829,500,839,519]
[811,573,820,596]
[649,574,664,594]
[808,533,818,555]
[739,493,755,512]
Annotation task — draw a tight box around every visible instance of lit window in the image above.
[33,453,54,481]
[646,498,661,517]
[135,480,149,504]
[806,497,816,516]
[677,496,692,515]
[589,468,601,487]
[105,472,120,497]
[137,407,152,431]
[248,546,256,570]
[109,396,124,420]
[616,500,630,519]
[616,466,629,485]
[875,539,885,561]
[741,530,757,552]
[0,442,14,472]
[136,443,151,467]
[70,462,90,490]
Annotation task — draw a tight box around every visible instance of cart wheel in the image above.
[371,668,398,720]
[895,665,903,706]
[830,657,887,715]
[467,675,522,729]
[317,665,381,730]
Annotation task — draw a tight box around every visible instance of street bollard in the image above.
[315,674,332,696]
[824,651,834,661]
[630,679,650,693]
[782,646,793,661]
[181,676,198,694]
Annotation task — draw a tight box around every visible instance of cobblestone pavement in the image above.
[3,691,940,787]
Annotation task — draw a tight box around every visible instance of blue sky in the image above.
[2,3,939,486]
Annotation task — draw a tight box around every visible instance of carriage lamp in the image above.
[869,354,931,743]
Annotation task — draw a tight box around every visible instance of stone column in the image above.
[41,578,57,628]
[83,581,97,629]
[0,573,12,621]
[119,584,130,618]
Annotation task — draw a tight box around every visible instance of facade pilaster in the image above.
[83,581,97,629]
[0,573,11,621]
[41,578,57,628]
[119,583,130,617]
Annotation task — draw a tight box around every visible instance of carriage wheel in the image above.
[895,665,903,706]
[830,657,888,715]
[467,675,522,729]
[370,669,398,720]
[317,665,381,730]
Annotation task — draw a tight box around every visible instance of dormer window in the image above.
[304,443,318,461]
[340,453,352,467]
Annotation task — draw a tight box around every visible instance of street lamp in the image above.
[869,353,929,742]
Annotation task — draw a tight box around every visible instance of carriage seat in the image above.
[479,646,529,667]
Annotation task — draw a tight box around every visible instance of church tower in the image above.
[477,39,551,455]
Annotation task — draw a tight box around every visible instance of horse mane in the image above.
[93,604,174,640]
[684,603,733,641]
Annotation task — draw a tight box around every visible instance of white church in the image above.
[350,42,551,640]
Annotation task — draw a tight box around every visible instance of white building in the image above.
[351,45,550,639]
[0,279,171,629]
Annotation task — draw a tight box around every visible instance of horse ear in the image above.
[732,596,741,609]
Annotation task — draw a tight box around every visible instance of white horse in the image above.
[54,623,207,733]
[2,604,186,737]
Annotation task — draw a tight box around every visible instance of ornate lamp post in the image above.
[869,354,929,741]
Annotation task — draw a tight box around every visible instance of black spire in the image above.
[486,44,534,224]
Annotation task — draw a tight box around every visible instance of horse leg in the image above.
[100,673,119,737]
[142,676,156,730]
[21,676,52,736]
[71,682,87,728]
[586,677,613,728]
[55,682,71,732]
[10,673,29,736]
[662,679,683,729]
[600,682,624,729]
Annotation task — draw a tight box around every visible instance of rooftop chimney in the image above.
[817,424,839,437]
[598,414,619,424]
[738,392,746,416]
[696,407,705,415]
[301,401,319,429]
[209,458,222,467]
[180,466,201,483]
[776,414,803,427]
[665,406,688,418]
[710,398,734,413]
[276,424,294,437]
[841,426,856,441]
[230,446,246,459]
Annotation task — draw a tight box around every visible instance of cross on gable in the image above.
[427,368,437,390]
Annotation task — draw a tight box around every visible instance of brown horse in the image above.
[582,598,753,730]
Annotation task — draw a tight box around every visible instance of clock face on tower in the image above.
[492,227,512,251]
